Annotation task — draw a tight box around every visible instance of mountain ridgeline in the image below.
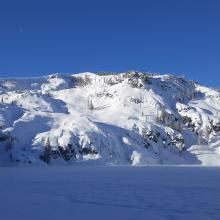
[0,71,220,166]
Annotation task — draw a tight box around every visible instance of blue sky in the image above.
[0,0,219,87]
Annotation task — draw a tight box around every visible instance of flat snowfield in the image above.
[0,166,220,220]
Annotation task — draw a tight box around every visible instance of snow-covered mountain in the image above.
[0,71,220,166]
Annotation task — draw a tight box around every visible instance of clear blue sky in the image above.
[0,0,219,87]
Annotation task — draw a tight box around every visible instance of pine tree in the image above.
[197,132,202,145]
[40,137,52,164]
[5,132,13,151]
[45,137,52,163]
[204,126,211,145]
[132,123,139,133]
[88,98,94,110]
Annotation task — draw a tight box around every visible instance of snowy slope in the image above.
[0,71,219,166]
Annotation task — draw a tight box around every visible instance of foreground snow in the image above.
[1,166,220,220]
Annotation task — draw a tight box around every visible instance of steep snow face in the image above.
[0,71,220,166]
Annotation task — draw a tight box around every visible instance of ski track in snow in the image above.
[0,166,220,220]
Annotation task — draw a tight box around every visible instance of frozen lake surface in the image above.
[0,166,220,220]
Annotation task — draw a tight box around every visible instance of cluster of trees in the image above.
[96,91,113,98]
[182,116,196,132]
[138,125,185,154]
[102,77,123,86]
[209,119,220,132]
[39,138,77,164]
[124,71,151,88]
[156,109,182,132]
[73,71,153,88]
[181,115,217,146]
[160,76,196,102]
[130,97,144,104]
[76,75,92,87]
[141,127,159,144]
[0,131,16,151]
[39,137,98,164]
[166,131,185,152]
[95,71,151,86]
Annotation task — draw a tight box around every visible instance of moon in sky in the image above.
[19,27,23,33]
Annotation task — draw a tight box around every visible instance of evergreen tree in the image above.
[40,137,52,164]
[132,123,139,133]
[197,132,202,145]
[5,132,13,151]
[88,98,94,110]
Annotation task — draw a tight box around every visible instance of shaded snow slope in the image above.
[0,71,220,166]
